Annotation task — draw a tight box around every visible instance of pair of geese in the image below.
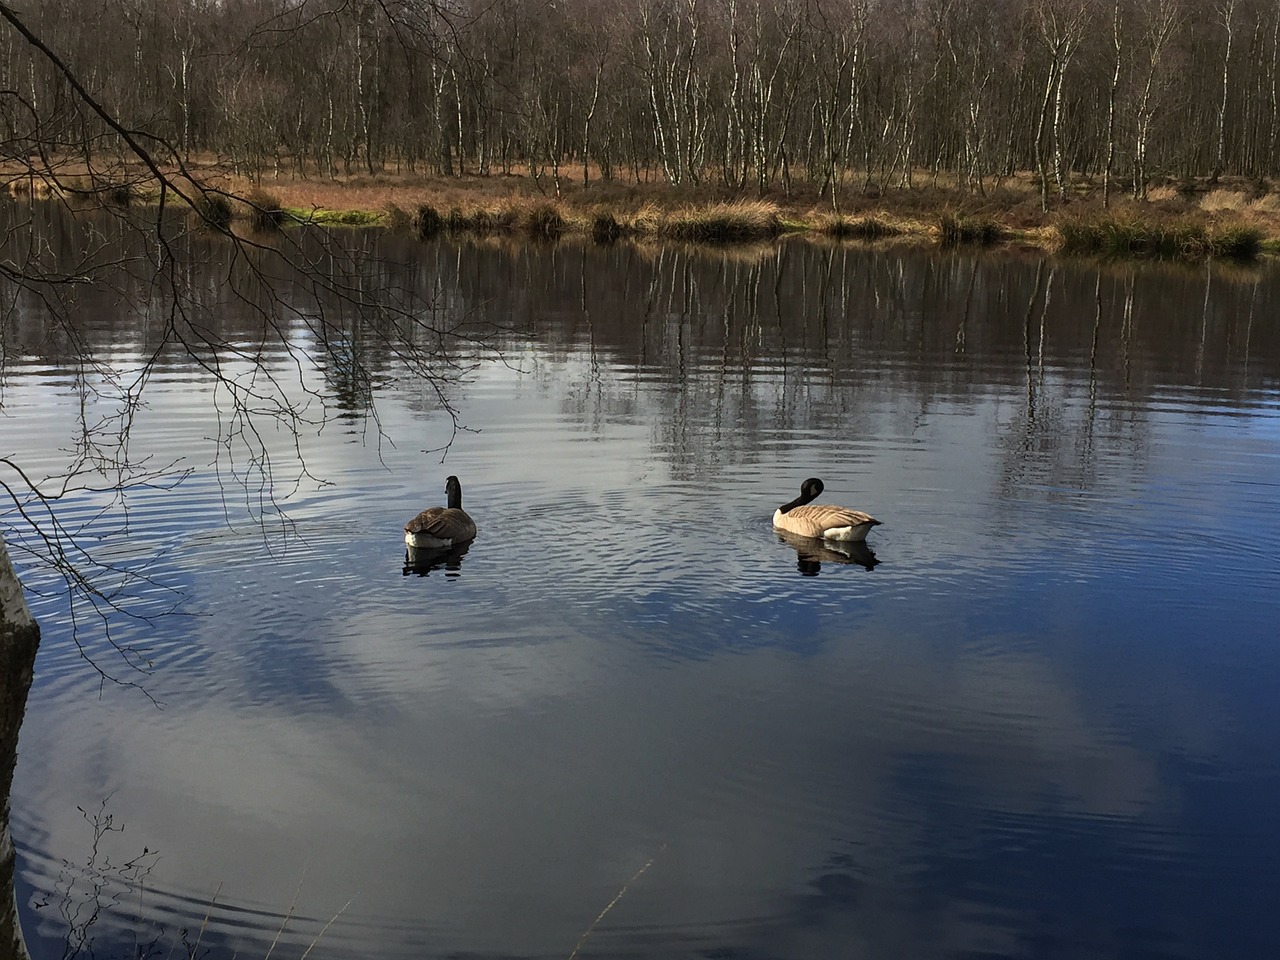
[404,476,880,549]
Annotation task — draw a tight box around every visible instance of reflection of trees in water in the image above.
[993,260,1141,502]
[10,221,1278,495]
[394,239,1278,493]
[989,258,1269,505]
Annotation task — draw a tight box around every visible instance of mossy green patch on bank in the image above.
[290,208,384,226]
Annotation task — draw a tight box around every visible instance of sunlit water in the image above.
[5,224,1280,960]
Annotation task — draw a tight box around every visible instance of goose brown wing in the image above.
[784,504,877,537]
[413,507,476,542]
[404,506,445,534]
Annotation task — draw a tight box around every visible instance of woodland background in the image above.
[3,0,1276,209]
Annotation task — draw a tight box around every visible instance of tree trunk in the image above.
[0,537,38,960]
[1215,0,1239,179]
[1104,0,1122,208]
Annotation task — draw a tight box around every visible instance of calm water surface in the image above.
[4,223,1280,959]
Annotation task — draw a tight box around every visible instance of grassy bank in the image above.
[8,161,1279,260]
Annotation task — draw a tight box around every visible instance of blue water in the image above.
[5,234,1280,959]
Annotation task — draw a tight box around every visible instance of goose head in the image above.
[779,477,824,514]
[445,475,463,509]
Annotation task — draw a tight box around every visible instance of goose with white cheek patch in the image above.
[772,477,880,543]
[404,475,477,548]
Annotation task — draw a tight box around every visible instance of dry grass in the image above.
[1201,189,1249,212]
[659,200,782,242]
[1248,193,1280,214]
[811,211,903,239]
[7,155,1280,257]
[243,188,286,231]
[1057,211,1263,260]
[938,211,1003,246]
[193,192,234,230]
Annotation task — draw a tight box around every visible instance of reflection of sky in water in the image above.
[7,245,1280,960]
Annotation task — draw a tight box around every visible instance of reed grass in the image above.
[1211,224,1265,259]
[106,183,135,208]
[445,206,467,231]
[659,200,782,242]
[938,212,1002,246]
[591,211,622,243]
[1201,189,1248,212]
[470,206,517,233]
[413,203,444,237]
[382,202,412,230]
[524,202,565,239]
[626,202,664,235]
[1248,192,1280,214]
[823,214,899,240]
[194,192,234,230]
[1057,214,1263,260]
[245,189,286,231]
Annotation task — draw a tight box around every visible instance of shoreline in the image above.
[8,163,1279,260]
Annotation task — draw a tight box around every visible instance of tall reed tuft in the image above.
[106,183,135,208]
[413,203,444,238]
[1058,214,1262,260]
[382,203,412,231]
[592,211,622,244]
[824,215,898,240]
[1210,224,1264,259]
[194,192,233,230]
[938,212,1002,247]
[246,189,286,231]
[471,206,516,233]
[524,202,565,240]
[661,201,782,242]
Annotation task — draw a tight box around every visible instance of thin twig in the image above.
[567,845,665,960]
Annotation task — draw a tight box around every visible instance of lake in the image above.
[4,215,1280,960]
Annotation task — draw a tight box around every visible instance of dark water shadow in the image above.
[776,531,879,576]
[402,540,472,578]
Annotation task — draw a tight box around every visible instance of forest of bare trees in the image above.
[4,0,1280,206]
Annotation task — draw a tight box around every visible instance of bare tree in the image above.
[1104,0,1124,207]
[1131,0,1181,199]
[1,0,500,689]
[1032,0,1091,208]
[1213,0,1241,179]
[11,0,1280,198]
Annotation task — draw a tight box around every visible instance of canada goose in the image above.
[772,477,880,542]
[404,475,477,548]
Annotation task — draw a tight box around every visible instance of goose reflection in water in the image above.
[402,539,472,577]
[776,530,879,576]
